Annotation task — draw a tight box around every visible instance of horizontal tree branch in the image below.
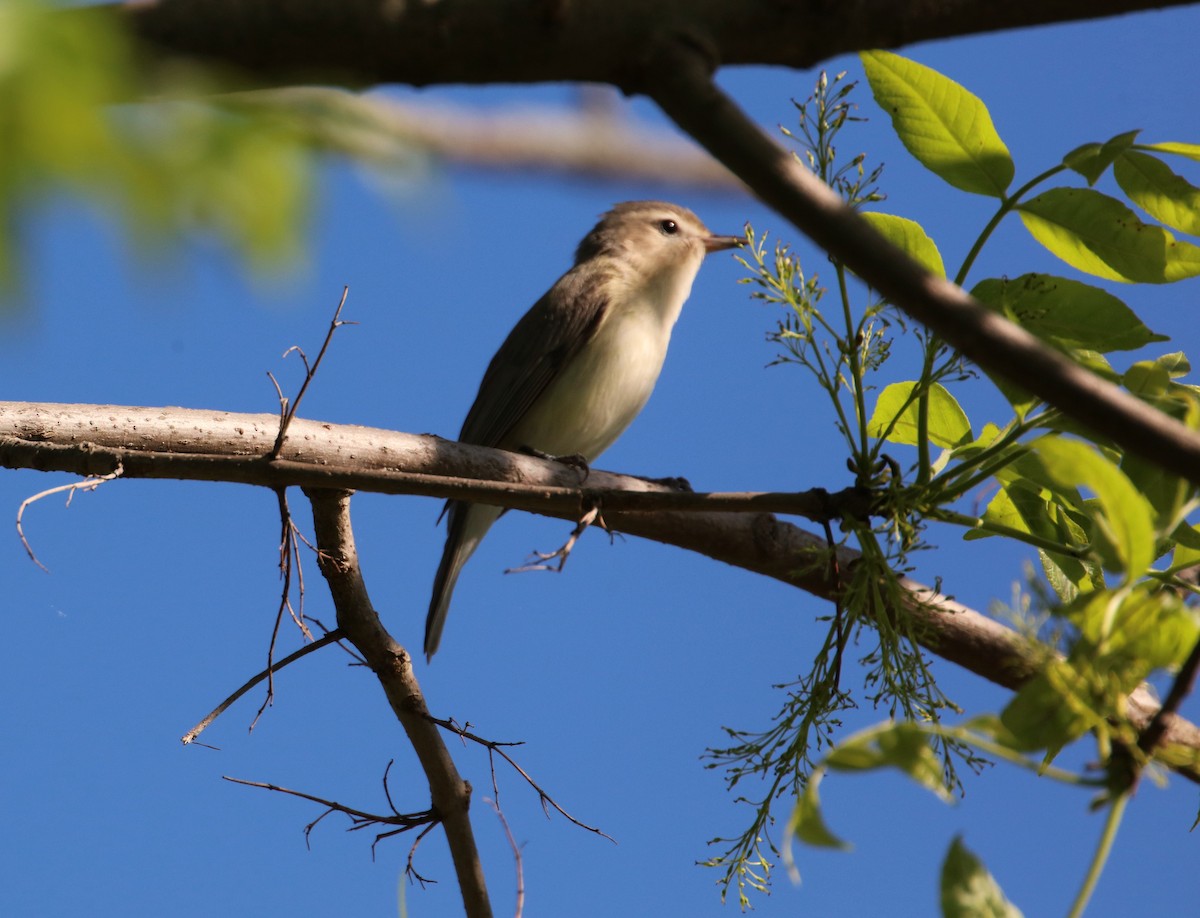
[105,0,1200,91]
[3,400,1198,778]
[231,87,742,191]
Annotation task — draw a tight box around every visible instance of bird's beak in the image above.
[703,234,744,253]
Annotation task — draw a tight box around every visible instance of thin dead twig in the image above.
[223,772,436,852]
[505,502,603,575]
[181,627,346,745]
[486,797,525,918]
[15,467,124,572]
[270,286,354,459]
[430,715,614,843]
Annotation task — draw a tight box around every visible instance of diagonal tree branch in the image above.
[4,401,1198,779]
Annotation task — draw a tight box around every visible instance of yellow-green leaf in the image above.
[861,51,1013,198]
[1114,151,1200,235]
[1063,130,1140,186]
[860,212,946,277]
[971,274,1166,352]
[1018,187,1200,283]
[868,381,972,448]
[1142,141,1200,162]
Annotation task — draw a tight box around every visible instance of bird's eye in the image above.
[659,219,679,235]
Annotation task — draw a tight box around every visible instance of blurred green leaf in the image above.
[1032,436,1156,579]
[941,837,1024,918]
[860,51,1013,197]
[860,212,946,277]
[826,723,954,802]
[1000,662,1095,752]
[1067,587,1200,672]
[971,273,1166,352]
[0,0,314,286]
[1018,188,1200,283]
[786,773,852,851]
[1114,151,1200,235]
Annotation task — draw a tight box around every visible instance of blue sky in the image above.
[3,9,1200,917]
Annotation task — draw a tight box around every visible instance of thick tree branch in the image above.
[4,401,1198,778]
[107,0,1200,91]
[305,488,492,918]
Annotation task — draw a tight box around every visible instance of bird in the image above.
[424,200,740,660]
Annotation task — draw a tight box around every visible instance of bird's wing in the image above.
[458,264,613,448]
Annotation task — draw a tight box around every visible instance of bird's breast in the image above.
[506,286,684,461]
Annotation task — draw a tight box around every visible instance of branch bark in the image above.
[4,400,1198,779]
[305,488,492,918]
[106,0,1200,90]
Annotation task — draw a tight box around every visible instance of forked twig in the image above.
[269,286,354,459]
[223,773,436,850]
[429,715,614,842]
[505,502,603,574]
[15,467,124,572]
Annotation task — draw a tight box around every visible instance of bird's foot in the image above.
[642,474,693,492]
[521,446,591,483]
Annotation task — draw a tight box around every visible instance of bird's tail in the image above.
[425,500,503,661]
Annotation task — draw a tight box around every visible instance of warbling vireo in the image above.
[425,200,740,659]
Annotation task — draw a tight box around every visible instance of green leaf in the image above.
[860,212,946,277]
[1018,187,1200,283]
[786,773,852,851]
[941,837,1024,918]
[860,51,1013,197]
[1032,436,1156,579]
[1063,130,1140,186]
[971,274,1166,352]
[1114,151,1200,235]
[868,381,972,448]
[1142,141,1200,162]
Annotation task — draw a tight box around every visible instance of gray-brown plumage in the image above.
[425,201,739,659]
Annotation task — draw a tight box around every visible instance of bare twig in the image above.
[505,502,602,574]
[486,797,525,918]
[15,467,124,572]
[270,286,353,459]
[223,774,437,845]
[429,715,614,843]
[181,628,346,745]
